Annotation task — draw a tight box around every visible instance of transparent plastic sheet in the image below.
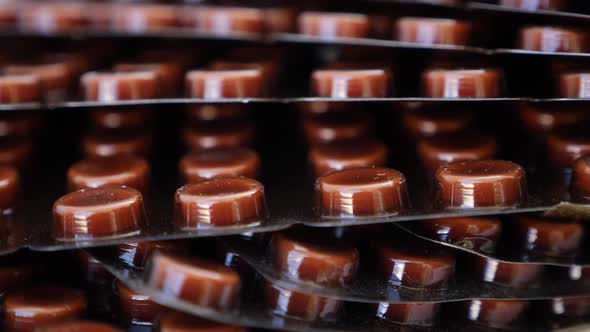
[468,1,590,22]
[85,243,401,332]
[85,241,590,332]
[23,99,590,111]
[0,250,147,330]
[3,0,590,330]
[0,103,587,255]
[396,215,590,267]
[2,29,590,112]
[222,235,590,303]
[2,41,590,110]
[6,0,590,63]
[0,8,589,254]
[280,0,590,59]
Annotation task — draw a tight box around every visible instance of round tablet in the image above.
[472,256,543,287]
[271,231,360,287]
[67,155,150,193]
[146,252,241,309]
[174,178,267,229]
[519,105,585,134]
[42,52,91,78]
[395,18,472,45]
[559,71,590,98]
[519,26,587,53]
[316,167,409,218]
[53,187,145,241]
[422,69,503,98]
[81,71,159,101]
[0,138,33,167]
[436,160,527,208]
[418,216,502,252]
[561,265,590,281]
[547,130,590,168]
[185,69,264,99]
[209,60,278,96]
[19,2,87,34]
[182,122,254,150]
[5,285,86,331]
[90,108,150,129]
[500,0,568,10]
[116,280,163,326]
[82,130,151,158]
[542,297,590,318]
[179,148,260,183]
[264,281,343,321]
[113,5,178,33]
[378,242,455,289]
[4,61,73,102]
[514,215,583,257]
[402,108,473,139]
[185,104,247,122]
[311,68,391,98]
[157,311,246,332]
[116,241,190,268]
[0,165,18,209]
[210,59,272,73]
[0,75,41,103]
[375,302,440,326]
[417,133,497,172]
[38,320,123,332]
[303,112,372,144]
[309,139,388,176]
[464,299,529,329]
[298,12,370,39]
[114,61,183,97]
[572,155,590,202]
[179,6,264,36]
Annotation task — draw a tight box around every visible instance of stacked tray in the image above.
[0,1,588,332]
